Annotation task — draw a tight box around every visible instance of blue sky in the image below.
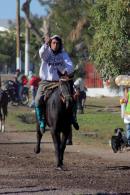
[0,0,47,20]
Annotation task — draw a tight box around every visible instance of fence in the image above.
[85,63,103,88]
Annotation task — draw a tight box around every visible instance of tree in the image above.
[22,0,93,70]
[90,0,130,80]
[0,31,16,72]
[19,16,43,73]
[49,0,92,66]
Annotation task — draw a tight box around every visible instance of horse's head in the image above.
[59,77,73,109]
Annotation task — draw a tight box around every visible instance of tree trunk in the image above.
[22,0,50,42]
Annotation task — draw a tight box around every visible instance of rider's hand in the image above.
[44,35,50,44]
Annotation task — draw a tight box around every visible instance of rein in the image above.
[43,77,73,103]
[59,78,73,103]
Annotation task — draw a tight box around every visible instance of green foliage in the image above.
[3,0,130,80]
[20,16,43,71]
[90,0,130,80]
[75,96,124,146]
[8,106,36,132]
[0,15,43,73]
[0,31,16,71]
[49,0,92,66]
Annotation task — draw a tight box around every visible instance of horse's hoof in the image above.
[40,127,46,134]
[66,140,73,145]
[34,147,40,154]
[56,166,63,171]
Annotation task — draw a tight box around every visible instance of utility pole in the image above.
[16,0,21,70]
[24,0,30,76]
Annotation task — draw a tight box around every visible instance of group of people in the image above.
[13,69,40,106]
[14,69,28,102]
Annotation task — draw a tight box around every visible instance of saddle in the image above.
[43,82,59,102]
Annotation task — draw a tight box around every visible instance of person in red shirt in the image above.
[28,71,41,108]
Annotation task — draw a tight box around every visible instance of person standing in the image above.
[15,69,24,102]
[74,77,87,114]
[28,71,41,108]
[123,87,130,145]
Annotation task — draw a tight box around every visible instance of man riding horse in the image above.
[35,35,79,133]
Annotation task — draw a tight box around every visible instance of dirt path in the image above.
[0,131,130,195]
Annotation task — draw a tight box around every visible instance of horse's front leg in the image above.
[1,117,5,133]
[51,130,62,168]
[60,128,71,164]
[34,123,43,154]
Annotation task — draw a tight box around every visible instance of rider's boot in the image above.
[72,116,79,130]
[35,106,45,134]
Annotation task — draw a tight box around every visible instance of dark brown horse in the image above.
[34,77,73,169]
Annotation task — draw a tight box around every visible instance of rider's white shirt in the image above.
[39,43,74,81]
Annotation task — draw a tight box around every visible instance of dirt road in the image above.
[0,131,130,195]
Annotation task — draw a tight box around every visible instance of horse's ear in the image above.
[57,70,69,78]
[68,72,74,79]
[57,70,74,80]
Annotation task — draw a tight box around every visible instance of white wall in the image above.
[86,87,123,97]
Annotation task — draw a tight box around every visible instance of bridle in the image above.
[59,78,72,103]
